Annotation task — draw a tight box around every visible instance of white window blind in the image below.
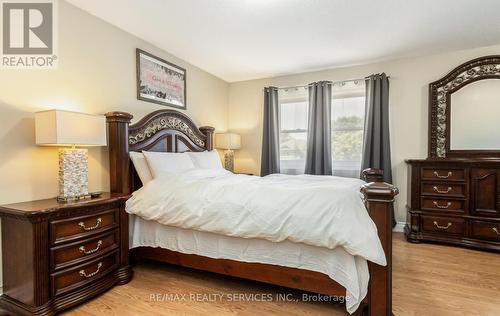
[278,88,308,175]
[331,80,366,178]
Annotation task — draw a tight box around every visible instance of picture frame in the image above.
[136,48,187,109]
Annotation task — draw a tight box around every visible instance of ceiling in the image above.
[66,0,500,82]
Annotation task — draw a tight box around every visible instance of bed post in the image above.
[105,111,134,283]
[361,168,398,316]
[106,111,133,194]
[199,126,215,151]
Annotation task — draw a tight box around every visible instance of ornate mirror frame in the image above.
[428,55,500,158]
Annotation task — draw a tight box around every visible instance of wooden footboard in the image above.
[106,111,398,316]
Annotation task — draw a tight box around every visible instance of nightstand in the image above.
[235,172,255,176]
[0,193,132,315]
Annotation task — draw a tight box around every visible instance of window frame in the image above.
[276,82,366,178]
[278,95,309,175]
[330,86,366,178]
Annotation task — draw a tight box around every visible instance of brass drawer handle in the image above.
[79,240,103,255]
[433,201,452,209]
[78,218,102,231]
[433,186,452,194]
[434,171,452,179]
[79,262,102,278]
[493,228,500,236]
[433,221,452,230]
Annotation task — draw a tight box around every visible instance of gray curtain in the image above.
[260,87,280,176]
[361,73,392,183]
[362,74,394,226]
[305,81,332,175]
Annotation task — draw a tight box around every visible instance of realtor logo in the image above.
[1,0,58,68]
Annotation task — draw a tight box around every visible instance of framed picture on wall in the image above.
[136,48,187,109]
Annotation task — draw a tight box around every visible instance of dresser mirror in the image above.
[429,55,500,158]
[450,79,500,151]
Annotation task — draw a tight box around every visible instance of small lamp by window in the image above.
[215,133,241,172]
[35,110,107,200]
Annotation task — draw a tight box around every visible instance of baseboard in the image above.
[393,221,406,233]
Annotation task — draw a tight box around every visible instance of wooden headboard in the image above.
[105,110,214,194]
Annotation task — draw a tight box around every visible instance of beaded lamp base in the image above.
[223,149,234,172]
[58,148,89,198]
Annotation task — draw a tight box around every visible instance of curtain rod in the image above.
[274,76,390,91]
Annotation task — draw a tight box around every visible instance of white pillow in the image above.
[142,151,195,178]
[187,150,223,169]
[129,152,153,184]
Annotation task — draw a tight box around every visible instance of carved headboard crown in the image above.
[105,109,214,194]
[127,109,213,152]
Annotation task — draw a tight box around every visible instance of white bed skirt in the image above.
[130,215,369,314]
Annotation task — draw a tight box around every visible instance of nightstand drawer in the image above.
[51,250,119,297]
[422,215,465,235]
[50,230,119,271]
[50,208,118,245]
[470,220,500,241]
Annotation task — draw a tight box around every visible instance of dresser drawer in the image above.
[470,220,500,241]
[421,168,466,181]
[50,209,118,245]
[421,182,465,198]
[50,230,119,271]
[51,250,119,297]
[422,215,465,235]
[421,197,465,213]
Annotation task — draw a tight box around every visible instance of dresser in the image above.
[405,159,500,251]
[405,55,500,252]
[0,193,132,315]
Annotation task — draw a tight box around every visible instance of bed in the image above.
[105,109,398,316]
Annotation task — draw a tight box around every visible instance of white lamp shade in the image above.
[35,110,107,146]
[215,133,241,150]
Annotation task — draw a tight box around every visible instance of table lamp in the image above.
[35,110,107,201]
[215,133,241,172]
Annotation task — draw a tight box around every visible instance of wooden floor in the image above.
[64,233,500,316]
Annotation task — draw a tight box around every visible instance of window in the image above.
[279,88,308,175]
[277,81,366,177]
[331,81,365,178]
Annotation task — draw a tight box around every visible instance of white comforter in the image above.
[126,169,386,266]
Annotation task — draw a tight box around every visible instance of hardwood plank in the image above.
[63,233,500,315]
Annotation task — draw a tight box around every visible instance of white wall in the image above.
[228,43,500,223]
[0,0,229,286]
